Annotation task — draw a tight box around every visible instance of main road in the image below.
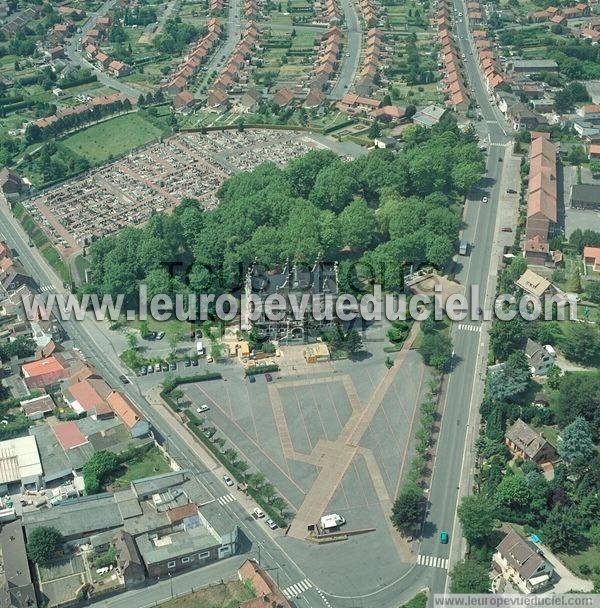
[329,0,362,99]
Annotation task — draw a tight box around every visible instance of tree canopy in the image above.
[86,121,483,307]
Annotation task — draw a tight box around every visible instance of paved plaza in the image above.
[181,321,429,569]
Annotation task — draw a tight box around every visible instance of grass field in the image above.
[61,112,163,164]
[115,446,171,486]
[158,580,255,608]
[558,542,600,579]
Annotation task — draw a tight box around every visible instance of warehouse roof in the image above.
[0,436,42,484]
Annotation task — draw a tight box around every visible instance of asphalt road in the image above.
[413,0,512,599]
[63,0,143,99]
[329,0,362,99]
[193,0,242,97]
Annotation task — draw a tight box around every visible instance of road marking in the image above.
[458,323,480,332]
[417,554,449,570]
[315,587,333,607]
[282,578,312,598]
[216,493,235,506]
[39,285,54,292]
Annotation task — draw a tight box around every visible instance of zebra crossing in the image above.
[458,323,481,332]
[38,285,54,293]
[417,554,449,570]
[282,578,313,599]
[316,587,332,607]
[216,493,235,506]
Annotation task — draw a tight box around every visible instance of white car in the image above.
[482,196,488,203]
[223,475,234,486]
[197,404,210,413]
[266,518,278,530]
[253,507,265,518]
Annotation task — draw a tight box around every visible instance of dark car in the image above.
[507,188,517,194]
[184,359,191,367]
[119,374,130,384]
[191,358,199,367]
[265,373,273,382]
[248,375,256,383]
[146,332,157,341]
[161,363,169,372]
[169,362,177,371]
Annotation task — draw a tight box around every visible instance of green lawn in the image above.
[558,541,600,579]
[61,112,163,165]
[114,446,171,485]
[158,580,255,608]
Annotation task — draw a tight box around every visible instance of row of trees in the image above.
[25,98,133,144]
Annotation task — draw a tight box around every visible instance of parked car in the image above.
[161,363,169,372]
[223,475,234,487]
[157,331,165,340]
[139,366,147,376]
[482,196,488,203]
[248,375,256,383]
[147,365,154,374]
[265,373,273,382]
[501,227,512,232]
[507,188,517,194]
[440,531,449,544]
[191,358,199,366]
[169,362,177,371]
[146,332,157,340]
[197,404,209,413]
[266,518,278,530]
[253,507,265,519]
[154,363,161,373]
[206,356,213,363]
[184,359,191,367]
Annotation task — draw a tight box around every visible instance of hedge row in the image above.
[322,119,356,134]
[60,75,98,90]
[245,364,279,376]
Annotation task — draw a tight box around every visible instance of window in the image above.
[182,557,191,564]
[198,551,210,560]
[167,561,176,569]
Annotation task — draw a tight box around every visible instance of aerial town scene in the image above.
[0,0,599,605]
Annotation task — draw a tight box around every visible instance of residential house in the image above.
[493,530,553,594]
[172,90,196,114]
[108,60,132,78]
[583,245,600,271]
[238,560,292,608]
[207,88,229,112]
[304,87,326,109]
[515,269,554,298]
[0,168,26,198]
[113,531,146,587]
[412,104,448,127]
[505,418,557,463]
[524,338,556,376]
[21,356,67,388]
[107,391,150,438]
[20,394,54,420]
[238,88,262,112]
[271,88,295,107]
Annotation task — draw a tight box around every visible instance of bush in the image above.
[27,526,63,565]
[92,546,116,569]
[245,364,279,376]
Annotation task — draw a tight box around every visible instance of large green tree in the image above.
[391,482,423,531]
[27,526,63,565]
[449,559,490,593]
[457,495,496,547]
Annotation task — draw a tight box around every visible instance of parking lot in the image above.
[178,320,429,575]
